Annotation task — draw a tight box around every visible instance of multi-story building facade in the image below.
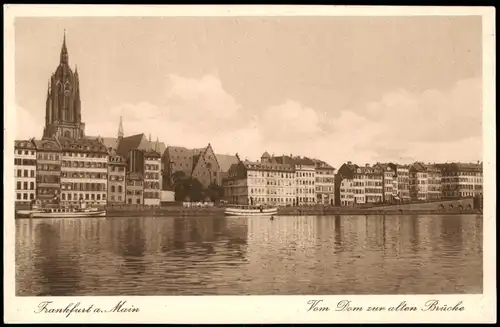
[14,140,37,204]
[295,157,316,206]
[374,163,395,203]
[426,164,442,201]
[143,150,161,206]
[335,161,361,206]
[352,166,366,205]
[33,139,62,208]
[339,179,354,206]
[388,163,410,202]
[313,159,336,205]
[437,162,483,199]
[58,137,109,207]
[364,165,383,204]
[223,153,296,206]
[410,162,428,201]
[108,155,126,204]
[126,172,144,205]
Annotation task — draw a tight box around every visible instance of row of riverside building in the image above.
[221,152,483,207]
[13,33,239,209]
[15,135,484,209]
[13,33,484,209]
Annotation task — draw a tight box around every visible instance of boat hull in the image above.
[224,208,278,217]
[16,210,106,219]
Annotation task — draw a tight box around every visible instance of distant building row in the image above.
[222,152,336,206]
[335,161,482,206]
[220,153,483,207]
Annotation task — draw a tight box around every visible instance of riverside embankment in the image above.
[105,198,481,218]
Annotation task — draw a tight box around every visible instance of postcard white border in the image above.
[3,5,496,324]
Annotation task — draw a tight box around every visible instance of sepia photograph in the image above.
[4,4,496,324]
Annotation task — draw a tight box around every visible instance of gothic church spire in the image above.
[118,116,124,139]
[60,30,69,64]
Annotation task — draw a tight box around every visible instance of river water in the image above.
[15,214,483,296]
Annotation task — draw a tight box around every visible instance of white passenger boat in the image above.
[224,205,278,217]
[16,201,106,219]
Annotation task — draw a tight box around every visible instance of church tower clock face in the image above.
[64,81,71,95]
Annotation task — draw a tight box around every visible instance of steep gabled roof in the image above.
[116,133,150,157]
[216,154,239,172]
[410,162,427,173]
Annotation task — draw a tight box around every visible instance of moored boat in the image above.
[224,205,278,217]
[15,199,106,219]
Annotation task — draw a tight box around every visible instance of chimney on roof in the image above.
[365,163,370,167]
[347,161,352,165]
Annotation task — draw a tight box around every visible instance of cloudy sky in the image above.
[15,16,483,168]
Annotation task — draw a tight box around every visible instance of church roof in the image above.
[116,133,167,157]
[116,133,150,157]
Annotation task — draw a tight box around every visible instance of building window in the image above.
[97,194,101,200]
[111,185,115,193]
[118,186,122,193]
[30,193,34,200]
[128,198,132,204]
[23,182,28,190]
[85,194,89,200]
[17,170,21,177]
[136,199,141,204]
[16,193,21,200]
[30,182,34,190]
[23,193,28,200]
[62,193,66,200]
[17,181,21,190]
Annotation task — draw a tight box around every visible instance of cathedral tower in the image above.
[43,31,85,140]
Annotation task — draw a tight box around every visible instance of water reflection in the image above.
[33,222,82,296]
[16,215,483,296]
